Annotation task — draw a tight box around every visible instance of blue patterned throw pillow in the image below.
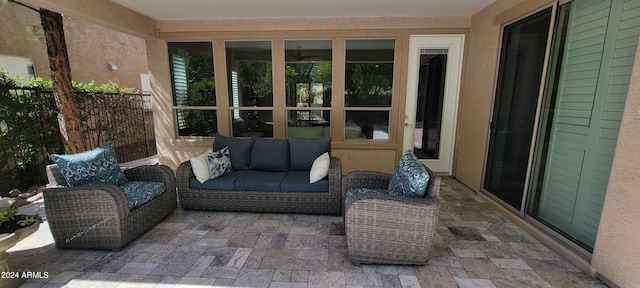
[207,146,233,179]
[388,150,429,198]
[50,142,128,187]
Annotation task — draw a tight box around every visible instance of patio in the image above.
[9,178,606,288]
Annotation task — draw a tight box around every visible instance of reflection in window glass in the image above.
[285,40,332,138]
[285,40,332,108]
[168,42,216,136]
[175,110,217,137]
[231,110,273,138]
[345,111,389,140]
[345,39,394,107]
[287,110,330,139]
[226,41,273,107]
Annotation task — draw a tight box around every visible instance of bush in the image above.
[0,68,140,193]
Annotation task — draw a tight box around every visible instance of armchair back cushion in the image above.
[50,142,127,187]
[387,151,429,198]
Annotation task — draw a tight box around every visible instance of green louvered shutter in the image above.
[171,54,188,129]
[538,0,640,248]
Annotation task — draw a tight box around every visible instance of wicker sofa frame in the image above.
[176,157,342,215]
[44,164,177,251]
[343,165,441,265]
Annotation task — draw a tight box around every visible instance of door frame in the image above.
[403,34,465,175]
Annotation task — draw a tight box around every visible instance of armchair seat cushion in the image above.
[121,181,165,209]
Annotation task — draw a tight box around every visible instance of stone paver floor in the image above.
[9,178,606,287]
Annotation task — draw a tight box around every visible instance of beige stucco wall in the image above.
[591,36,640,288]
[455,0,551,191]
[0,2,148,91]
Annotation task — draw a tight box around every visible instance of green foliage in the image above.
[239,62,273,105]
[345,63,394,106]
[17,215,37,227]
[0,202,17,226]
[0,68,18,86]
[0,68,140,190]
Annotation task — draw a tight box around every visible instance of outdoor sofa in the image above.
[176,134,342,215]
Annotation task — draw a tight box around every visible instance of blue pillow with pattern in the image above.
[207,146,233,179]
[50,142,128,187]
[388,150,429,198]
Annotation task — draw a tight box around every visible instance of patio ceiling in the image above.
[109,0,497,20]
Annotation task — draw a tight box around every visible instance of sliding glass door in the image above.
[484,8,552,209]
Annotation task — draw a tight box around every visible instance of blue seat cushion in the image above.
[50,142,128,187]
[214,133,254,170]
[345,188,388,207]
[121,181,165,209]
[280,171,328,192]
[289,137,331,171]
[250,138,289,172]
[234,170,287,191]
[189,170,246,190]
[388,151,430,198]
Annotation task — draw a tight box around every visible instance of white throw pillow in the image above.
[309,152,330,183]
[191,149,213,183]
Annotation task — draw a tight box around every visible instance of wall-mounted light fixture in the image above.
[107,62,118,70]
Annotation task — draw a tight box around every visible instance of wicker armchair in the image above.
[343,165,441,265]
[43,164,177,251]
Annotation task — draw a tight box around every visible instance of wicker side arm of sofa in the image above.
[343,168,441,265]
[43,164,177,251]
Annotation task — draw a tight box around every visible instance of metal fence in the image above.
[0,86,155,195]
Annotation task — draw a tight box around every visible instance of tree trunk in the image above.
[40,9,85,154]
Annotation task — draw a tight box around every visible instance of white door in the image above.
[403,35,464,175]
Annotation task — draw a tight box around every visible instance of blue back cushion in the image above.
[214,133,254,170]
[250,138,289,171]
[289,138,331,171]
[50,142,127,187]
[388,151,430,198]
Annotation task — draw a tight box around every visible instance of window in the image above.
[226,41,273,137]
[285,40,332,138]
[344,39,395,139]
[168,42,217,137]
